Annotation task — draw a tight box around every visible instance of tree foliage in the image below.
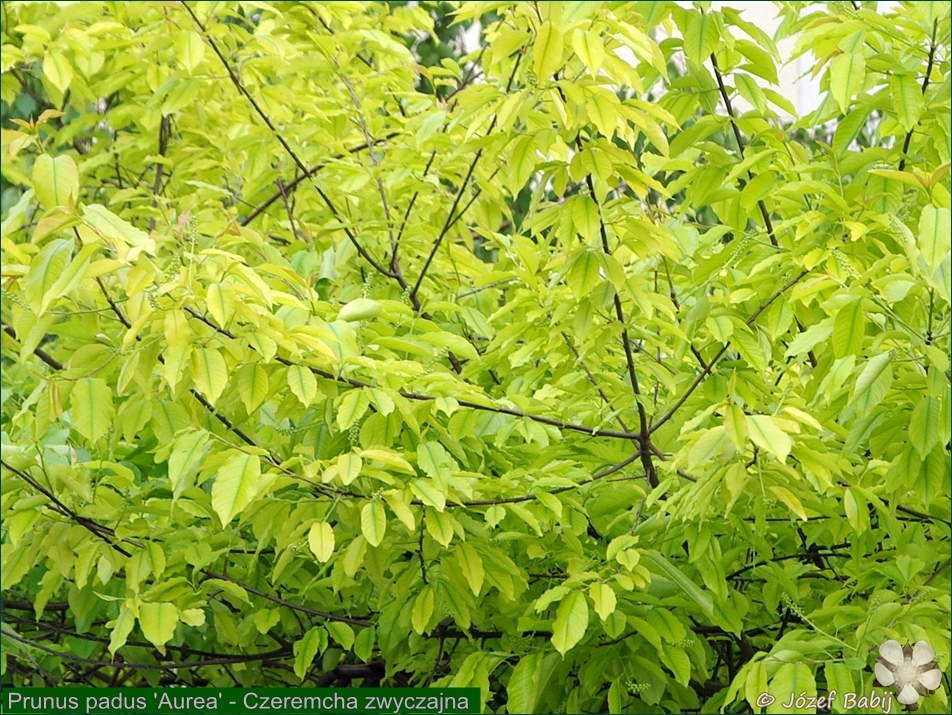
[1,1,950,712]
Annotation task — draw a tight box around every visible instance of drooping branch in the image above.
[180,1,392,278]
[650,269,810,434]
[0,459,135,557]
[410,53,523,303]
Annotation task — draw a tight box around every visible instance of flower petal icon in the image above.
[874,640,942,710]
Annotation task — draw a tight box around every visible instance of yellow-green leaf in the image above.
[326,622,354,650]
[82,204,156,259]
[287,365,317,407]
[335,453,362,486]
[567,249,600,299]
[890,72,923,133]
[308,521,335,563]
[42,51,73,93]
[238,362,269,413]
[918,205,951,279]
[108,607,136,656]
[211,450,262,524]
[24,238,72,314]
[336,388,371,430]
[572,197,600,242]
[411,585,435,635]
[175,30,205,74]
[909,396,941,457]
[382,490,416,531]
[191,348,228,406]
[533,20,564,82]
[167,429,209,494]
[32,154,79,209]
[767,663,816,713]
[411,479,446,511]
[455,543,484,596]
[747,415,792,463]
[70,377,114,443]
[425,507,454,547]
[832,298,866,358]
[589,582,616,621]
[551,590,589,656]
[293,627,326,679]
[137,602,178,655]
[39,242,98,315]
[206,282,235,327]
[361,501,387,547]
[338,298,382,322]
[769,485,808,521]
[572,28,605,75]
[684,12,718,63]
[829,52,865,113]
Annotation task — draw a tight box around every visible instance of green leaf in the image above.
[82,204,155,257]
[506,134,538,194]
[32,154,79,209]
[747,415,792,463]
[767,663,816,713]
[909,396,941,457]
[417,441,452,481]
[572,196,600,241]
[832,108,871,155]
[206,282,235,327]
[769,486,808,521]
[551,590,589,656]
[918,205,951,279]
[336,389,371,430]
[336,453,363,486]
[567,250,601,300]
[411,479,446,511]
[411,585,435,635]
[455,543,485,596]
[354,627,375,663]
[361,500,387,547]
[641,550,714,615]
[137,602,179,655]
[70,377,114,443]
[589,582,616,621]
[533,20,564,81]
[338,298,383,322]
[890,72,923,133]
[425,507,455,547]
[572,29,605,75]
[832,298,866,358]
[108,607,136,656]
[39,242,98,315]
[293,627,326,680]
[326,622,354,651]
[506,651,558,714]
[829,52,865,113]
[167,430,209,494]
[684,12,718,62]
[744,660,769,711]
[24,238,73,314]
[287,365,317,407]
[191,348,228,406]
[175,30,205,74]
[308,522,335,563]
[42,51,73,93]
[211,451,262,525]
[382,491,416,531]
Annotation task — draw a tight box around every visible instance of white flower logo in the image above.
[874,640,942,710]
